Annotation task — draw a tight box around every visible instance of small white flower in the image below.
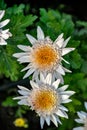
[73,102,87,130]
[0,10,12,45]
[13,73,75,129]
[13,26,75,83]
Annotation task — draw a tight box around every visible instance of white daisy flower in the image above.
[73,102,87,130]
[0,10,12,45]
[13,26,75,83]
[13,73,75,129]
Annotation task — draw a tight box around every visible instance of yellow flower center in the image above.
[31,89,57,114]
[14,118,25,127]
[32,44,59,71]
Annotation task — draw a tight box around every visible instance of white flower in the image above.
[13,73,75,129]
[13,26,75,83]
[73,102,87,130]
[0,10,12,45]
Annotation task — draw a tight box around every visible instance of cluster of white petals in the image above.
[73,102,87,130]
[0,10,12,45]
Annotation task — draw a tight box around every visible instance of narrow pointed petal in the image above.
[0,37,7,45]
[37,26,44,40]
[40,117,45,129]
[63,67,72,73]
[73,127,84,130]
[51,115,58,127]
[26,34,37,45]
[18,90,29,96]
[2,29,9,33]
[61,99,72,103]
[56,65,65,75]
[40,72,45,83]
[58,85,69,91]
[84,102,87,110]
[45,73,52,85]
[0,10,5,20]
[18,56,30,63]
[62,48,75,56]
[55,38,64,48]
[17,45,32,52]
[13,96,27,100]
[77,112,86,119]
[18,99,28,105]
[0,19,10,28]
[75,119,84,123]
[13,52,28,58]
[62,37,71,47]
[52,79,60,89]
[21,64,32,72]
[18,85,30,92]
[59,105,68,112]
[56,110,68,118]
[23,68,35,79]
[45,116,50,126]
[30,80,39,89]
[61,57,70,64]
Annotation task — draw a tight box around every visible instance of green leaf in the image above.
[2,96,17,107]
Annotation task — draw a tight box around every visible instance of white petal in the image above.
[84,102,87,110]
[21,64,32,72]
[45,116,50,126]
[58,85,69,91]
[62,48,75,56]
[61,57,70,64]
[0,19,10,28]
[1,33,10,39]
[23,68,35,79]
[0,10,5,20]
[51,115,58,127]
[18,85,30,91]
[73,127,84,130]
[2,29,9,33]
[55,38,64,48]
[63,67,72,73]
[40,72,45,83]
[45,73,52,85]
[17,45,32,52]
[18,99,29,105]
[62,37,71,47]
[37,26,44,40]
[55,109,68,118]
[56,65,65,75]
[60,91,75,96]
[55,72,64,84]
[30,80,39,89]
[59,105,68,112]
[54,33,64,48]
[61,99,72,103]
[32,71,39,82]
[18,90,29,96]
[17,56,30,63]
[75,119,84,124]
[26,34,37,45]
[52,79,60,89]
[0,37,7,45]
[77,112,86,119]
[40,116,45,129]
[13,96,27,100]
[13,52,28,58]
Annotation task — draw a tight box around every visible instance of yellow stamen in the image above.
[31,89,57,113]
[32,44,59,71]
